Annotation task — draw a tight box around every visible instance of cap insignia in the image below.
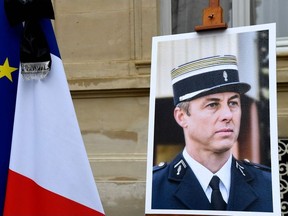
[223,71,228,82]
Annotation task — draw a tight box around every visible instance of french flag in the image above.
[1,2,105,215]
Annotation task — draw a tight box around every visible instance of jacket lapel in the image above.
[168,154,259,210]
[227,158,258,211]
[168,154,211,210]
[174,169,212,210]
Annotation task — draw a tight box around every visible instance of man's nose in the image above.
[220,105,233,122]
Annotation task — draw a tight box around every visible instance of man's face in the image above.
[176,92,242,155]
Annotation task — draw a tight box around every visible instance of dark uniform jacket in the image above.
[152,153,273,212]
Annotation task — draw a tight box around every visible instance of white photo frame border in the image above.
[145,23,281,216]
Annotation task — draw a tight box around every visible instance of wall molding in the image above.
[278,82,288,92]
[71,88,150,99]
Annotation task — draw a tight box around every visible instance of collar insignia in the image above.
[236,161,246,176]
[174,159,187,176]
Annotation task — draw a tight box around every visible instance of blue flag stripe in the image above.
[0,0,22,214]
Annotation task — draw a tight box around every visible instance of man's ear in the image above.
[174,107,187,128]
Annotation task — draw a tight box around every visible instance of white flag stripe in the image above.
[9,54,104,213]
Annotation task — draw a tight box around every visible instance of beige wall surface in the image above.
[53,0,156,215]
[277,57,288,138]
[52,1,288,215]
[73,95,149,215]
[54,0,155,91]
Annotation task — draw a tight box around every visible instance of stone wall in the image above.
[277,56,288,138]
[52,1,288,215]
[53,1,156,215]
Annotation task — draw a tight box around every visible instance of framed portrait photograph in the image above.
[145,24,281,216]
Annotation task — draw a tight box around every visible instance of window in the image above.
[159,0,288,54]
[252,0,288,55]
[251,0,288,38]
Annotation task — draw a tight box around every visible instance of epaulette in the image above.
[242,159,271,172]
[153,162,167,172]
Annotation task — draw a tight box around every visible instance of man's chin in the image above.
[213,141,234,153]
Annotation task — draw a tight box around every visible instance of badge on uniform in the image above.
[173,159,187,177]
[223,71,228,82]
[236,161,246,176]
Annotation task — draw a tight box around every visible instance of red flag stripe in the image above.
[4,170,105,216]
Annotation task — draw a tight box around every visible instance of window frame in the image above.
[232,0,288,56]
[159,0,288,56]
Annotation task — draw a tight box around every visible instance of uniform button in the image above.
[158,162,165,167]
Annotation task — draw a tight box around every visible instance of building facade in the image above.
[52,1,287,215]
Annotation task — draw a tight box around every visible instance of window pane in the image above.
[171,0,232,34]
[252,0,288,37]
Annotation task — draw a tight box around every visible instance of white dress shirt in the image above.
[183,148,232,203]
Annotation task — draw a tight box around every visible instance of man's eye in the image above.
[206,102,218,108]
[229,101,239,106]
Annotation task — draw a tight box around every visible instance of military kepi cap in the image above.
[171,55,251,105]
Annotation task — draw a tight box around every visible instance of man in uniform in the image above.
[152,55,273,212]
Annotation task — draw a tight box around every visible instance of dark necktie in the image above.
[209,175,227,210]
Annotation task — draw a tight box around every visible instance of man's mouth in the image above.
[216,128,233,133]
